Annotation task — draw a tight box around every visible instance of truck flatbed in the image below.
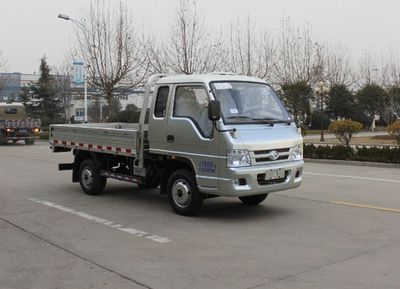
[50,123,148,157]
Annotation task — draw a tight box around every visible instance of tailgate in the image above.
[0,119,41,128]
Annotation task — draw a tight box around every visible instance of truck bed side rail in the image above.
[50,124,139,157]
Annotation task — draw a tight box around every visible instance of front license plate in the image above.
[19,129,28,133]
[265,168,285,180]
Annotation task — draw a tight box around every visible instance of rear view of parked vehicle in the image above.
[0,102,41,145]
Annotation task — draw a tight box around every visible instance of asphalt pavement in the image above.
[1,141,400,289]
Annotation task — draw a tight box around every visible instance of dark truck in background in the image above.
[0,102,41,145]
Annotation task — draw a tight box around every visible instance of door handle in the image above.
[167,135,174,143]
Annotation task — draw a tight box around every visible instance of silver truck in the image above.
[0,102,41,145]
[50,74,303,215]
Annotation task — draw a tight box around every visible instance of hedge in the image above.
[304,144,400,164]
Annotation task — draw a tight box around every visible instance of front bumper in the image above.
[208,160,304,197]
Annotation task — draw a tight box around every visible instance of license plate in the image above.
[19,129,28,133]
[265,169,285,180]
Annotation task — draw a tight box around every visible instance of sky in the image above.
[1,0,399,74]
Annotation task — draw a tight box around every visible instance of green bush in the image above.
[304,144,400,163]
[356,146,400,163]
[108,110,141,123]
[387,120,400,147]
[309,111,331,130]
[304,144,354,160]
[328,120,363,147]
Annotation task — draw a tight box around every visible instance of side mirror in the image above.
[208,100,221,121]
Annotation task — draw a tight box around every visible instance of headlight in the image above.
[227,149,251,168]
[290,145,303,160]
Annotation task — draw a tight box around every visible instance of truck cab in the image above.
[148,74,303,199]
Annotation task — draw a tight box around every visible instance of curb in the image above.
[304,158,400,169]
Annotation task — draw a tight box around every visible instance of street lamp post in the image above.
[58,13,88,123]
[315,81,329,142]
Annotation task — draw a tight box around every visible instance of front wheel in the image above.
[79,159,107,195]
[239,194,268,205]
[167,169,203,216]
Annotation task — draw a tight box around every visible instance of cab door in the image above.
[148,85,170,151]
[167,84,219,189]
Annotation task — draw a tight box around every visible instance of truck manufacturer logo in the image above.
[267,150,280,161]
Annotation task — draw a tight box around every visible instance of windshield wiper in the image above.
[226,115,252,119]
[252,117,292,125]
[226,115,254,120]
[226,116,292,125]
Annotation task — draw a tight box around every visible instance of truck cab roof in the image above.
[156,73,267,85]
[0,102,27,120]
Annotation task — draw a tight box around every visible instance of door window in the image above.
[173,86,212,137]
[154,86,169,118]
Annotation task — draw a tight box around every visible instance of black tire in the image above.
[239,194,268,205]
[167,169,203,216]
[78,159,107,195]
[25,139,35,145]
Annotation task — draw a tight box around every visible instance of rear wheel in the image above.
[167,169,203,216]
[79,159,107,195]
[25,139,35,145]
[239,194,268,205]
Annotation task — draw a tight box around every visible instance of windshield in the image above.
[210,81,291,125]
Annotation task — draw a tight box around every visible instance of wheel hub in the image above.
[172,180,191,208]
[82,168,93,189]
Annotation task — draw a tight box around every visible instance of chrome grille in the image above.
[252,148,291,164]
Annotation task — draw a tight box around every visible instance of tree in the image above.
[280,81,313,128]
[103,97,122,121]
[52,62,73,122]
[76,0,146,117]
[381,86,400,124]
[223,17,275,79]
[326,84,355,119]
[28,57,64,126]
[0,51,9,95]
[324,44,354,87]
[357,52,380,87]
[357,84,387,130]
[379,53,400,88]
[387,120,400,147]
[147,0,222,74]
[273,17,323,85]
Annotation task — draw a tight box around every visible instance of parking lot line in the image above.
[29,198,171,243]
[305,172,400,184]
[330,201,400,213]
